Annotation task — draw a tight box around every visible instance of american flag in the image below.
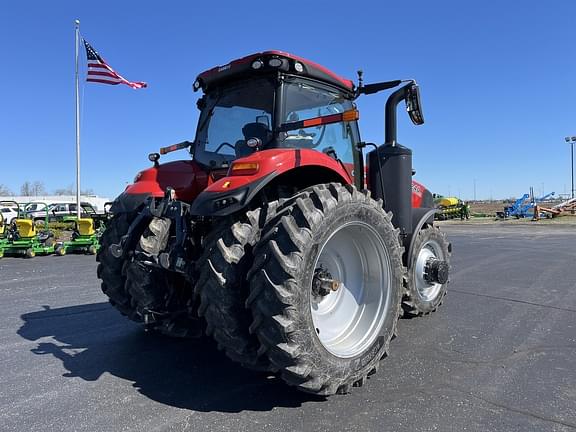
[83,39,147,89]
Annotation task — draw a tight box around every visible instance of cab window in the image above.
[281,79,357,165]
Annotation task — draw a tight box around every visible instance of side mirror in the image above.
[405,84,424,125]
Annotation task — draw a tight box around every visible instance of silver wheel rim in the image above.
[310,221,391,358]
[414,239,445,301]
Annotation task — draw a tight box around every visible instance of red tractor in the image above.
[98,51,450,395]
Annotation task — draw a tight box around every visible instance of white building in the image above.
[0,195,112,213]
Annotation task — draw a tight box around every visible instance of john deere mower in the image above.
[0,209,8,258]
[97,51,450,395]
[2,202,56,258]
[55,203,108,256]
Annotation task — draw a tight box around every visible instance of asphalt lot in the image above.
[1,224,575,432]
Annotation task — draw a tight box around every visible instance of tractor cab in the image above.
[190,51,361,178]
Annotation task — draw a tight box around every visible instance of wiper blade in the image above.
[197,93,222,134]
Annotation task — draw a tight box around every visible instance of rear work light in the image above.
[230,162,260,176]
[268,58,283,67]
[251,60,264,70]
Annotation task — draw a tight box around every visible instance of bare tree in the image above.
[32,181,46,196]
[54,185,95,196]
[54,185,75,196]
[20,181,46,196]
[0,184,13,196]
[20,181,33,196]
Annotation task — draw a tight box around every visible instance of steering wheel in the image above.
[296,124,327,148]
[312,124,327,147]
[214,142,235,153]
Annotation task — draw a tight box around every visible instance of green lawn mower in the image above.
[55,218,99,255]
[0,200,24,258]
[1,202,56,258]
[54,204,110,256]
[0,212,7,258]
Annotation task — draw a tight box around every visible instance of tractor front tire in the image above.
[196,208,275,371]
[247,184,404,395]
[402,225,450,317]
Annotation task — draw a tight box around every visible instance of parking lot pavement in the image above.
[1,224,575,432]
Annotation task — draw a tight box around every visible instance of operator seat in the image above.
[77,218,95,236]
[235,122,272,157]
[16,219,36,238]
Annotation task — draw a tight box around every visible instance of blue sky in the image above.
[1,0,575,200]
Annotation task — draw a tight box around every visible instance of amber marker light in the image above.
[342,109,360,122]
[230,162,260,176]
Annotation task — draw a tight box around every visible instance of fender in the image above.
[111,160,208,214]
[189,148,352,216]
[403,207,437,268]
[411,179,434,208]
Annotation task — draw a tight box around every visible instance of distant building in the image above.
[0,195,111,213]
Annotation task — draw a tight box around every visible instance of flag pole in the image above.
[74,19,81,220]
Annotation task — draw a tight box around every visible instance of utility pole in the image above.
[473,178,477,201]
[75,19,81,220]
[566,136,575,200]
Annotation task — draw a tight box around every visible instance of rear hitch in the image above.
[156,199,193,275]
[111,187,195,279]
[110,188,178,260]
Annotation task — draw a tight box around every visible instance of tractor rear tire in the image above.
[97,213,139,320]
[402,225,450,317]
[247,184,404,395]
[196,208,275,371]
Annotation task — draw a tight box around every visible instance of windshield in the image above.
[194,78,274,168]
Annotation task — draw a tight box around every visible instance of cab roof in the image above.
[194,50,355,94]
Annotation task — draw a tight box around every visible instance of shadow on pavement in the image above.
[17,302,323,412]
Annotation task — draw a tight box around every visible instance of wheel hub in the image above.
[310,222,391,358]
[312,266,341,297]
[414,238,448,301]
[423,258,449,284]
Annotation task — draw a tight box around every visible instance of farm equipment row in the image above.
[533,197,576,220]
[0,201,111,258]
[496,190,556,219]
[434,196,470,220]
